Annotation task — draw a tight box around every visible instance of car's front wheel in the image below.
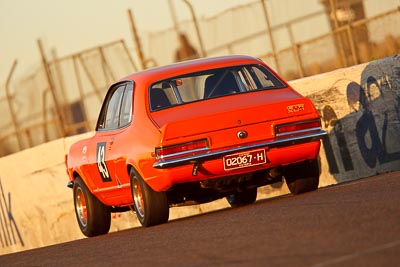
[226,188,257,208]
[130,169,169,226]
[284,159,320,195]
[73,177,111,237]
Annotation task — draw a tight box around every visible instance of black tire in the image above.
[73,177,111,237]
[284,159,320,195]
[130,169,169,227]
[226,188,257,208]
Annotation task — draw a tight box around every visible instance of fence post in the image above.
[24,129,33,148]
[98,46,116,83]
[37,39,66,137]
[42,89,50,142]
[72,56,91,132]
[127,9,146,70]
[77,54,104,103]
[168,0,181,35]
[260,0,280,73]
[120,40,138,72]
[182,0,206,58]
[287,23,304,78]
[51,49,67,103]
[346,24,359,65]
[5,59,23,150]
[328,0,348,67]
[293,44,305,78]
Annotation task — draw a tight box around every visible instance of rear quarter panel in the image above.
[67,137,97,191]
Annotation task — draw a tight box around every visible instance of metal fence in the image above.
[0,39,136,156]
[0,2,399,157]
[48,39,137,135]
[290,8,400,79]
[147,3,399,80]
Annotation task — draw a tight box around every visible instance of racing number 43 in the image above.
[96,142,111,182]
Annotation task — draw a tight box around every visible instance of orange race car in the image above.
[66,55,326,237]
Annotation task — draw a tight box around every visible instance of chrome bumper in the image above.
[153,130,327,169]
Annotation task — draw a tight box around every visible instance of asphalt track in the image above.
[1,171,400,267]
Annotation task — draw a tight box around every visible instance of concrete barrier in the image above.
[291,54,400,184]
[1,55,399,255]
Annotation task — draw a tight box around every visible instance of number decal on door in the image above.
[96,142,111,182]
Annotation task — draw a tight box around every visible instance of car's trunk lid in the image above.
[150,89,318,148]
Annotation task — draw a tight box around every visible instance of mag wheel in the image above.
[73,177,111,237]
[226,188,257,208]
[130,169,169,227]
[284,159,320,195]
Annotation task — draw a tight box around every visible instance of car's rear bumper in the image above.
[153,130,327,169]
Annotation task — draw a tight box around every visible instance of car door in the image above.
[109,82,133,191]
[89,83,127,195]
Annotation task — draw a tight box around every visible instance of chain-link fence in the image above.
[147,2,399,80]
[48,39,137,135]
[0,39,136,156]
[292,8,400,79]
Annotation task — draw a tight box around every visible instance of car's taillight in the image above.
[155,139,209,159]
[275,119,321,136]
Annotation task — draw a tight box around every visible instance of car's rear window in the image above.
[149,64,286,111]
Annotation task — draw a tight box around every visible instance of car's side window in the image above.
[97,83,129,131]
[104,85,125,130]
[119,84,133,127]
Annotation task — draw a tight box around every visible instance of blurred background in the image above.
[0,0,399,156]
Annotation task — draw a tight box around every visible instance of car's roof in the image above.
[119,55,264,83]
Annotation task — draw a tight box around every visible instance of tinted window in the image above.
[97,82,133,131]
[119,84,133,127]
[104,85,124,130]
[149,64,285,111]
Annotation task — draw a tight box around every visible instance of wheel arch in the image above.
[127,164,134,178]
[126,159,145,183]
[70,168,96,194]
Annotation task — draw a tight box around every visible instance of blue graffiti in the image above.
[354,75,400,168]
[317,63,400,175]
[0,178,24,248]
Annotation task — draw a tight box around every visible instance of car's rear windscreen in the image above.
[149,64,286,111]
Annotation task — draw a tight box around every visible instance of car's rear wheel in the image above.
[73,177,111,237]
[226,188,257,208]
[284,159,320,195]
[130,169,169,227]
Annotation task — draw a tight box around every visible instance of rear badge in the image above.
[237,130,248,139]
[287,104,305,113]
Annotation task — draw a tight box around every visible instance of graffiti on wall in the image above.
[0,178,24,248]
[354,74,400,168]
[307,59,400,178]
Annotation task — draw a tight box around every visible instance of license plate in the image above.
[223,149,266,171]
